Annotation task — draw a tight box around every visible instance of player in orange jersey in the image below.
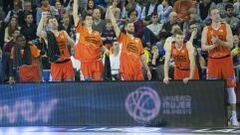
[37,13,75,82]
[9,34,42,84]
[73,0,107,81]
[163,29,198,84]
[201,8,238,126]
[108,6,151,81]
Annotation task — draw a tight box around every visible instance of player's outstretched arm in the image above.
[73,0,80,27]
[108,6,121,38]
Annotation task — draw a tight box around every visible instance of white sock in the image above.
[227,88,237,104]
[232,111,237,117]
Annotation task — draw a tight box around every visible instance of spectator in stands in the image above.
[36,0,54,24]
[2,0,14,14]
[196,0,216,24]
[0,10,6,83]
[102,20,116,80]
[105,0,121,20]
[0,11,7,50]
[59,13,75,40]
[233,0,240,18]
[162,11,181,33]
[95,0,106,7]
[109,6,151,80]
[184,14,202,48]
[2,29,20,83]
[4,16,19,43]
[149,45,163,80]
[201,8,238,126]
[20,13,37,42]
[216,0,231,20]
[82,0,96,18]
[18,1,36,26]
[37,13,75,81]
[51,0,65,21]
[231,35,240,65]
[225,4,240,34]
[102,20,115,46]
[73,0,105,81]
[77,0,88,14]
[0,47,3,83]
[109,41,121,80]
[194,47,206,80]
[128,10,144,38]
[121,0,142,20]
[92,8,106,33]
[157,0,173,24]
[141,0,159,25]
[186,22,198,43]
[173,0,196,23]
[5,0,22,20]
[9,34,41,84]
[142,12,163,47]
[163,29,199,84]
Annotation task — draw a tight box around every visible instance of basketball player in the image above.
[201,8,238,126]
[37,13,75,81]
[108,6,151,80]
[163,29,199,84]
[73,0,105,81]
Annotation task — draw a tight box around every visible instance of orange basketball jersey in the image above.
[55,31,71,61]
[75,23,103,62]
[171,42,190,70]
[207,23,230,58]
[118,33,144,56]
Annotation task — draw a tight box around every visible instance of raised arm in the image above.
[108,6,121,38]
[73,0,80,26]
[37,12,48,39]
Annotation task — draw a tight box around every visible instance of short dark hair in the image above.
[128,10,138,18]
[24,13,33,19]
[225,4,234,11]
[83,13,93,20]
[151,11,158,17]
[47,15,56,23]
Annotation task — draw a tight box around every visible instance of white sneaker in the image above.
[229,116,239,127]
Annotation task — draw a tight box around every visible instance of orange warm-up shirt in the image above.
[118,33,145,80]
[55,31,71,62]
[171,42,190,70]
[207,23,230,58]
[118,33,144,56]
[75,23,103,62]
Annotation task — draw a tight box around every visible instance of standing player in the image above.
[201,8,238,126]
[73,0,105,81]
[108,6,151,80]
[163,29,199,84]
[37,13,75,81]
